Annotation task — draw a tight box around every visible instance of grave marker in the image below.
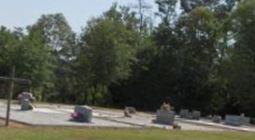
[154,103,175,125]
[225,115,251,126]
[18,92,35,111]
[180,109,189,118]
[72,106,92,123]
[192,111,201,120]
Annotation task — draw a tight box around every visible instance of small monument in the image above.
[225,115,242,126]
[179,109,201,120]
[17,92,35,111]
[212,115,222,123]
[180,109,189,118]
[240,113,251,125]
[225,114,250,126]
[191,110,201,120]
[154,102,175,125]
[125,107,136,114]
[124,107,136,118]
[71,106,92,123]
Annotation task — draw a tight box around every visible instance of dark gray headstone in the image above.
[74,106,92,123]
[225,115,242,126]
[18,92,35,111]
[155,110,175,125]
[192,111,201,120]
[21,99,33,111]
[125,107,136,114]
[212,115,222,123]
[180,109,189,118]
[240,116,251,125]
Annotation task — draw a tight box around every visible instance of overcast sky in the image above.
[0,0,156,33]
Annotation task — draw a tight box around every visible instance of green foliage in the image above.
[155,0,178,24]
[172,7,220,111]
[0,26,54,98]
[1,0,255,118]
[215,0,255,116]
[28,13,77,101]
[111,0,255,117]
[76,4,139,104]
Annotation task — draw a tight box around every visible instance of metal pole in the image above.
[5,66,15,127]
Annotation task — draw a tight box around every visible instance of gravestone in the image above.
[240,116,251,125]
[180,109,201,120]
[212,115,222,123]
[191,111,201,120]
[155,110,175,125]
[180,109,189,118]
[18,92,35,111]
[225,115,242,126]
[225,115,251,126]
[72,106,92,123]
[125,107,136,114]
[124,106,136,118]
[21,99,34,110]
[153,102,175,125]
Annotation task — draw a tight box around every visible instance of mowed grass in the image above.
[0,128,255,140]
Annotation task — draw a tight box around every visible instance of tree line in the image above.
[1,0,255,117]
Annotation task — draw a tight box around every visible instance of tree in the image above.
[0,27,19,96]
[77,4,139,105]
[156,0,178,24]
[216,0,255,116]
[0,26,54,99]
[28,13,77,101]
[0,27,18,74]
[173,7,220,112]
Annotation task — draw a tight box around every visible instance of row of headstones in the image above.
[212,115,251,126]
[63,105,253,127]
[71,105,176,125]
[225,115,251,126]
[18,92,174,125]
[124,105,180,129]
[180,109,251,126]
[17,92,93,123]
[18,92,250,127]
[180,109,201,120]
[210,114,251,126]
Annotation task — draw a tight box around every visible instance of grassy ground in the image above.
[0,128,254,140]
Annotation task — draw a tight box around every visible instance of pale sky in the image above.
[0,0,156,33]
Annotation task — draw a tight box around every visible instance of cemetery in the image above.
[0,98,254,133]
[1,0,255,139]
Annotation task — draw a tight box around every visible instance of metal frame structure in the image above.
[0,66,31,127]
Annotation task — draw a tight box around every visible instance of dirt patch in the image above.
[0,118,28,128]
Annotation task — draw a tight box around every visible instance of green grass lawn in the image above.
[0,128,254,140]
